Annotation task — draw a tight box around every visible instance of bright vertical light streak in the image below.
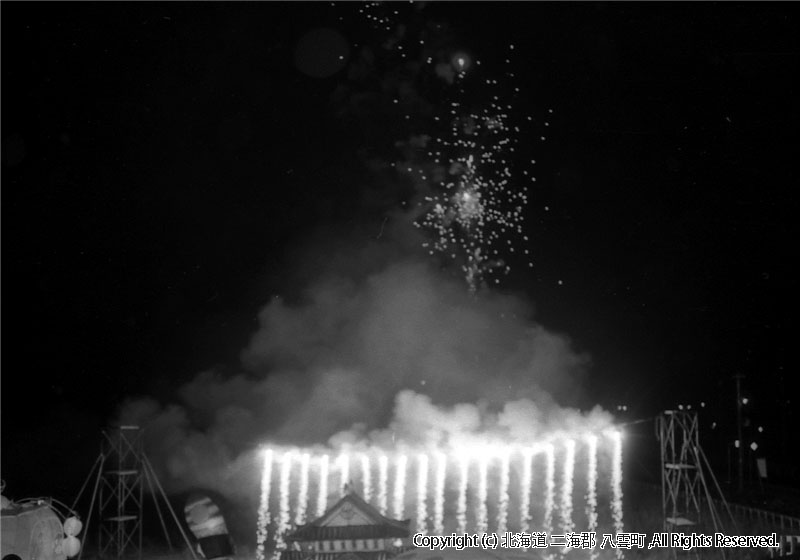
[497,450,510,534]
[585,435,598,560]
[610,430,624,559]
[295,453,311,526]
[275,452,293,554]
[416,453,429,534]
[361,454,372,503]
[456,453,469,533]
[543,443,555,535]
[316,454,329,518]
[560,440,576,535]
[476,454,489,533]
[338,452,350,496]
[256,448,273,560]
[378,454,389,515]
[433,452,447,534]
[393,453,408,519]
[519,448,533,533]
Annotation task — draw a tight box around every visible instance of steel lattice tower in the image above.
[74,426,197,560]
[98,427,145,559]
[657,411,735,557]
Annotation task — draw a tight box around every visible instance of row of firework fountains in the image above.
[255,431,624,560]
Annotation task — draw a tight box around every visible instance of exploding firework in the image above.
[414,57,538,293]
[347,3,540,293]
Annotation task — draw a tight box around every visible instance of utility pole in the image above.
[733,374,745,494]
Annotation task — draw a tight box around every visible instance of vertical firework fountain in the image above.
[255,433,623,560]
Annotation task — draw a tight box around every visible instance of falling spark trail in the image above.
[393,454,408,519]
[519,448,533,533]
[275,452,293,556]
[338,453,350,495]
[378,454,389,515]
[585,436,598,560]
[433,452,447,534]
[497,451,510,534]
[416,454,429,534]
[560,440,576,539]
[361,454,372,503]
[316,455,329,518]
[543,444,555,535]
[295,453,310,526]
[476,455,488,533]
[256,449,273,560]
[457,454,469,533]
[610,431,625,559]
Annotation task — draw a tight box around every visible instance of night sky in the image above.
[2,2,798,502]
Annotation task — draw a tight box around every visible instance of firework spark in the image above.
[412,44,537,293]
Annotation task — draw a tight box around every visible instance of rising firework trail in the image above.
[295,453,310,526]
[520,447,533,533]
[256,449,273,560]
[560,439,576,535]
[274,452,293,557]
[393,454,408,519]
[543,444,555,536]
[585,435,599,560]
[610,431,625,559]
[338,453,350,496]
[433,452,447,534]
[416,454,429,534]
[378,454,389,516]
[497,450,510,534]
[256,433,623,553]
[316,454,329,518]
[457,453,469,533]
[361,454,372,503]
[476,454,489,533]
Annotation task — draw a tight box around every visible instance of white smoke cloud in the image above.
[117,247,612,546]
[120,253,601,478]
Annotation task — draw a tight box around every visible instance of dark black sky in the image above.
[2,3,798,497]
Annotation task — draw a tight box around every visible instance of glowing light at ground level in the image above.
[256,432,623,555]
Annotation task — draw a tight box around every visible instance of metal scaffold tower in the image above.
[73,426,197,560]
[657,411,736,553]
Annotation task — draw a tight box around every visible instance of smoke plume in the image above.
[119,235,609,497]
